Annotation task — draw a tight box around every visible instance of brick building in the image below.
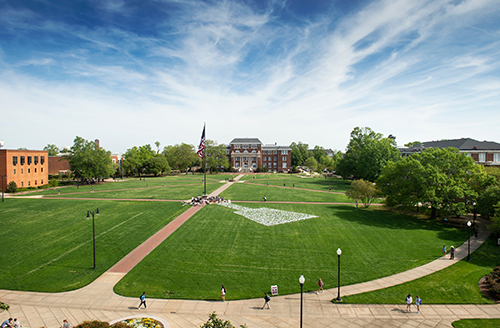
[399,138,500,167]
[0,149,49,190]
[48,155,71,175]
[228,138,292,173]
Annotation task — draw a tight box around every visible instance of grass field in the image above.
[452,319,500,328]
[0,198,186,292]
[240,173,351,193]
[340,235,500,304]
[219,183,357,203]
[114,203,466,300]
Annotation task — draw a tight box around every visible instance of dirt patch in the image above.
[479,276,500,304]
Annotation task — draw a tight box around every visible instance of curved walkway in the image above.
[1,176,499,327]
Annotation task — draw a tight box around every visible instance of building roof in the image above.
[229,138,263,145]
[404,138,500,151]
[262,144,291,150]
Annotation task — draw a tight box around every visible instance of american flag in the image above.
[197,125,205,158]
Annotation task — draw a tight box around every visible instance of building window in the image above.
[234,144,241,149]
[236,162,240,168]
[35,168,37,173]
[263,151,267,155]
[252,157,256,161]
[235,157,240,161]
[28,168,30,173]
[251,144,257,149]
[273,162,277,168]
[263,163,267,168]
[494,153,500,162]
[243,150,248,153]
[282,163,287,168]
[282,156,287,161]
[243,157,248,161]
[41,156,45,164]
[274,156,277,161]
[35,180,37,185]
[12,156,18,165]
[281,150,289,155]
[28,156,32,165]
[28,181,31,186]
[479,153,486,162]
[243,144,249,149]
[34,156,39,165]
[21,182,23,187]
[14,169,16,174]
[235,150,240,153]
[20,156,25,165]
[273,150,277,154]
[41,167,43,172]
[21,169,23,174]
[41,180,43,184]
[252,163,257,168]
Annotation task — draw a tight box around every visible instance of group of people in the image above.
[405,294,422,313]
[184,196,228,206]
[442,245,456,260]
[1,318,21,328]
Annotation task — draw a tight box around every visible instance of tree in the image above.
[144,155,170,176]
[377,147,489,219]
[290,142,310,167]
[346,179,377,207]
[477,185,500,219]
[488,202,500,236]
[43,144,60,156]
[336,127,400,181]
[122,146,142,176]
[304,157,317,172]
[67,137,114,182]
[404,141,421,148]
[155,141,161,154]
[163,143,198,173]
[205,140,229,173]
[6,181,17,193]
[312,146,326,163]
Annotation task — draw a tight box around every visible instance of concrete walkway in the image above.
[2,176,499,327]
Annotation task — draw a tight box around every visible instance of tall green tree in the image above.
[304,157,318,172]
[144,155,170,176]
[312,146,327,163]
[346,179,377,207]
[290,141,310,166]
[336,127,400,181]
[163,143,198,172]
[43,144,60,156]
[205,140,229,173]
[377,147,490,219]
[67,137,114,182]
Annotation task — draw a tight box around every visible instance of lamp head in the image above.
[467,221,471,227]
[299,274,305,285]
[337,248,342,256]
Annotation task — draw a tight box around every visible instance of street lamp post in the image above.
[299,274,305,328]
[86,208,100,269]
[0,175,7,203]
[473,202,477,226]
[336,248,342,302]
[467,220,471,261]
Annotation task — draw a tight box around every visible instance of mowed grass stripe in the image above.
[114,203,465,300]
[0,198,187,292]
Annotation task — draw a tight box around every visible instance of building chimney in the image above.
[95,139,100,148]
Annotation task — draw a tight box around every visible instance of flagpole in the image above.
[203,122,207,196]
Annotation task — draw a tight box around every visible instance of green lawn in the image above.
[340,235,500,304]
[453,319,500,328]
[45,182,224,200]
[114,204,466,300]
[240,173,351,193]
[219,183,355,203]
[0,198,187,292]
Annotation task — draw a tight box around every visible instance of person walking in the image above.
[221,285,227,301]
[415,295,422,313]
[405,294,412,312]
[442,245,447,256]
[262,292,271,309]
[317,278,324,294]
[450,246,455,260]
[138,292,147,309]
[263,196,267,202]
[61,319,71,328]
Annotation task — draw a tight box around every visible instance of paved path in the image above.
[2,176,499,327]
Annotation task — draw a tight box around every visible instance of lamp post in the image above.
[86,208,100,269]
[299,274,305,328]
[336,248,342,302]
[473,202,477,226]
[0,174,7,203]
[466,221,471,261]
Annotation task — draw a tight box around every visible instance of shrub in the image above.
[0,301,9,312]
[6,181,17,193]
[75,320,130,328]
[200,312,247,328]
[485,266,500,300]
[49,178,59,187]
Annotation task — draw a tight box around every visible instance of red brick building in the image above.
[0,149,49,190]
[48,155,71,175]
[228,138,292,173]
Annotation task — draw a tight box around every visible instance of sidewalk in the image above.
[1,176,499,327]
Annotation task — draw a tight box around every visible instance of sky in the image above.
[0,0,499,154]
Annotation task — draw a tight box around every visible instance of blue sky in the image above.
[1,0,499,153]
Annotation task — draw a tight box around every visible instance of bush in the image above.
[49,178,59,187]
[200,312,247,328]
[6,181,17,193]
[0,301,9,312]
